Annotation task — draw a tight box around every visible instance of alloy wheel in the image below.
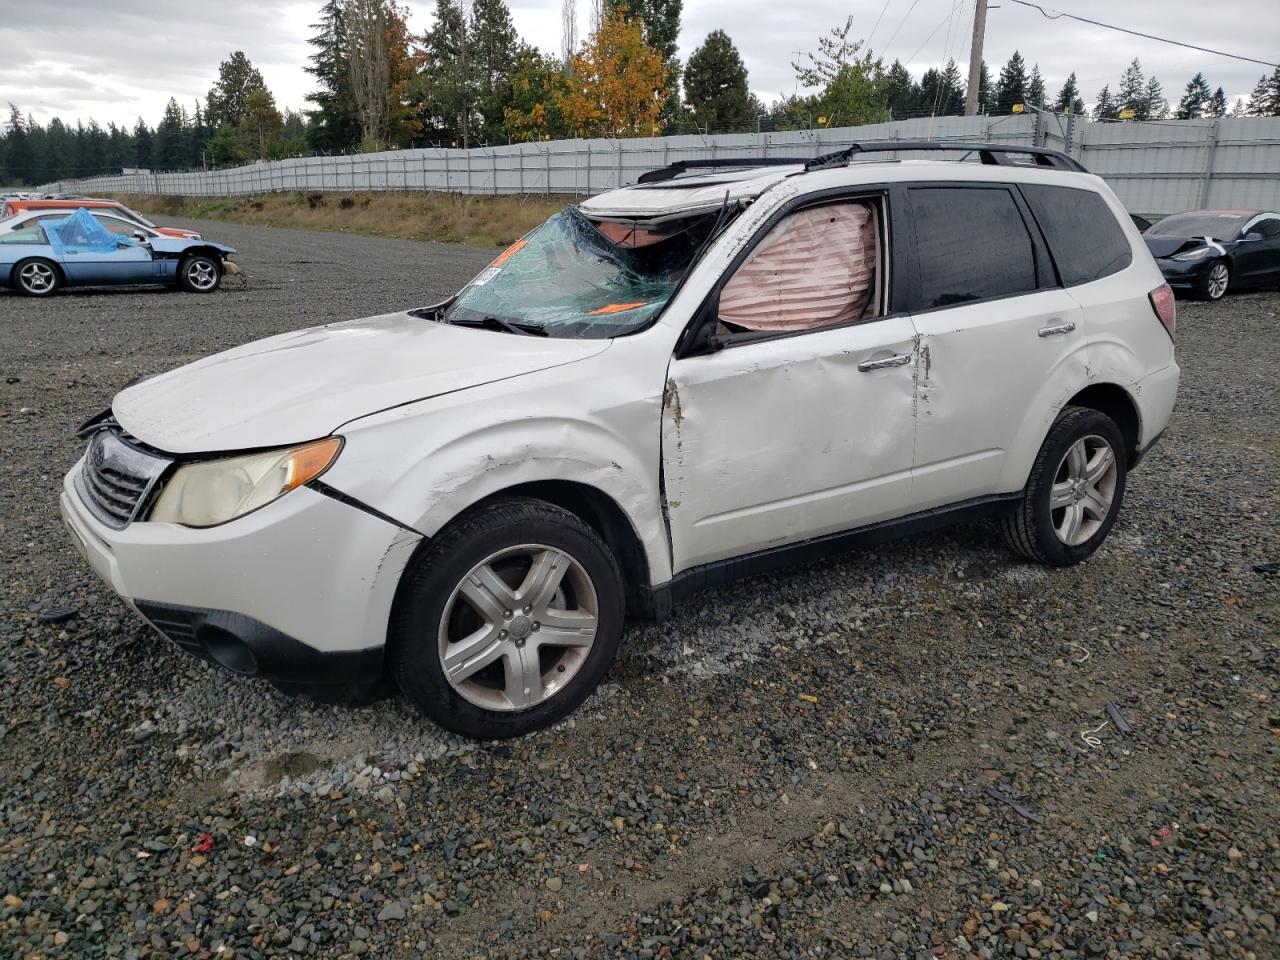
[186,259,218,291]
[1207,262,1228,299]
[437,544,599,712]
[20,262,55,294]
[1050,434,1118,546]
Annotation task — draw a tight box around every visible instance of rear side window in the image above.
[1022,184,1132,286]
[907,187,1037,310]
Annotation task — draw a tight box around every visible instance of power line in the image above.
[866,0,896,49]
[1007,0,1280,69]
[881,0,925,55]
[904,0,968,67]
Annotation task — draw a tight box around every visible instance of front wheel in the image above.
[389,498,625,740]
[1195,260,1229,301]
[13,258,61,297]
[179,254,222,293]
[1001,406,1127,566]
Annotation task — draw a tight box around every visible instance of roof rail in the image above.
[635,140,1087,185]
[636,157,811,184]
[805,140,1088,173]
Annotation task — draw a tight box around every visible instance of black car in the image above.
[1143,209,1280,301]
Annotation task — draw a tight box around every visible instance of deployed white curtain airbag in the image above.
[718,203,877,332]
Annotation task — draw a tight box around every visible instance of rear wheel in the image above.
[1001,406,1127,566]
[389,498,624,740]
[179,253,222,293]
[1195,259,1229,301]
[13,258,61,297]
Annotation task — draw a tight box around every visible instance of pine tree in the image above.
[154,98,189,169]
[305,0,362,152]
[994,51,1028,114]
[1247,66,1280,116]
[1208,86,1228,119]
[1141,76,1166,120]
[1093,84,1119,121]
[1117,58,1145,117]
[470,0,520,140]
[132,118,154,169]
[5,104,34,184]
[978,61,994,114]
[683,30,750,131]
[206,51,268,129]
[1053,72,1082,113]
[1026,64,1045,109]
[939,59,965,115]
[883,59,917,118]
[415,0,471,145]
[1175,72,1211,119]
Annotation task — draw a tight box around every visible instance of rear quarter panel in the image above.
[0,242,61,285]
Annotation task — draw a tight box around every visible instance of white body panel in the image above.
[62,158,1180,663]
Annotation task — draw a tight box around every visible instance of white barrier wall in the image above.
[38,115,1280,218]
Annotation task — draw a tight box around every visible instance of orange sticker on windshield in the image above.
[490,239,527,267]
[588,301,649,315]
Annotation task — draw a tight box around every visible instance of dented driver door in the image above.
[660,317,920,573]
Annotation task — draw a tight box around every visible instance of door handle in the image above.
[1038,320,1076,337]
[857,352,913,372]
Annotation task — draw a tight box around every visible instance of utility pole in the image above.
[964,0,989,116]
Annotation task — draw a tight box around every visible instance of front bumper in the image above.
[60,458,421,686]
[1155,256,1211,289]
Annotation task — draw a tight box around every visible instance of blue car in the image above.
[0,208,237,297]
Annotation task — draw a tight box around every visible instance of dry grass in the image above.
[111,191,572,249]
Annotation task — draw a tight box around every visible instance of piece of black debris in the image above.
[983,786,1043,823]
[37,606,79,625]
[1253,562,1279,575]
[1105,702,1134,735]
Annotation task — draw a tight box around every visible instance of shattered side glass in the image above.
[46,207,137,256]
[446,208,711,339]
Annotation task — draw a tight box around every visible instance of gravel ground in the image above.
[1,220,1277,960]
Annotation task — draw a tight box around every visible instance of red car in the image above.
[0,199,200,239]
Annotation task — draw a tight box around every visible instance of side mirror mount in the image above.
[678,291,724,357]
[1243,230,1265,242]
[131,231,148,242]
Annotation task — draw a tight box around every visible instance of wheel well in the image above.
[180,246,225,264]
[10,257,64,288]
[473,481,653,618]
[1066,384,1141,465]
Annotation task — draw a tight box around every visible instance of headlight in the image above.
[1171,246,1211,261]
[148,437,342,527]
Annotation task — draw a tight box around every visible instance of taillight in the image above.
[1148,283,1175,340]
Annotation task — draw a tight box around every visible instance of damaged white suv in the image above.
[62,142,1179,739]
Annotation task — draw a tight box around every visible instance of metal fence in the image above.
[37,114,1280,218]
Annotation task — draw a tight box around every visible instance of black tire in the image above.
[1193,259,1229,301]
[1000,406,1128,566]
[389,497,625,740]
[178,253,222,293]
[12,258,62,297]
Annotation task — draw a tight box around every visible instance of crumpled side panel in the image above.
[718,202,876,332]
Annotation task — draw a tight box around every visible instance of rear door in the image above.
[902,182,1085,507]
[1235,215,1280,285]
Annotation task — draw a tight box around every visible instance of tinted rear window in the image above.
[907,187,1038,310]
[1022,184,1132,286]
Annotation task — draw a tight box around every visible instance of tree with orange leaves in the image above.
[345,0,421,149]
[558,11,668,138]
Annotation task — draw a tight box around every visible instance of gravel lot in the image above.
[1,219,1277,960]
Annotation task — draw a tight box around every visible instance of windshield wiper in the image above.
[450,315,548,337]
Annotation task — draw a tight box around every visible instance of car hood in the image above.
[1144,235,1232,259]
[112,311,611,454]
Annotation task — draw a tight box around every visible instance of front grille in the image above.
[74,427,173,529]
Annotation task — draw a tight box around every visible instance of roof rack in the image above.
[636,139,1087,185]
[805,140,1088,172]
[636,157,812,184]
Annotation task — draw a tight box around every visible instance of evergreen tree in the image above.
[1092,84,1119,120]
[1053,72,1083,113]
[414,0,472,144]
[42,117,73,180]
[5,104,33,184]
[154,98,189,169]
[206,51,268,129]
[470,0,521,140]
[978,61,994,113]
[918,61,964,117]
[133,117,154,169]
[683,30,750,131]
[1245,66,1280,116]
[883,59,917,118]
[305,0,362,151]
[994,51,1027,114]
[1116,58,1145,117]
[1208,86,1228,118]
[1026,63,1045,109]
[606,0,681,61]
[1141,76,1166,120]
[1175,72,1211,119]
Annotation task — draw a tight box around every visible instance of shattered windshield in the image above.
[444,207,718,339]
[1146,212,1249,239]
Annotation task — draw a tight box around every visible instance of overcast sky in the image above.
[0,0,1273,129]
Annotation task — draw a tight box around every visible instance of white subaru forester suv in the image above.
[62,142,1179,739]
